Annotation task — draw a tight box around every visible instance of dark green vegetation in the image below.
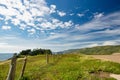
[60,45,120,55]
[0,54,120,80]
[19,48,52,56]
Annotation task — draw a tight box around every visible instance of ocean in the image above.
[0,53,13,61]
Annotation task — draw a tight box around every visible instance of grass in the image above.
[65,45,120,55]
[0,54,120,80]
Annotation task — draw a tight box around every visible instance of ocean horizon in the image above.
[0,53,13,61]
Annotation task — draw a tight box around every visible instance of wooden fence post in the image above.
[46,53,49,64]
[52,54,55,63]
[6,53,17,80]
[20,56,27,79]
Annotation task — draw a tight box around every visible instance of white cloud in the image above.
[0,17,4,20]
[44,33,68,41]
[86,41,119,48]
[0,0,49,26]
[77,13,84,17]
[92,29,120,36]
[0,35,74,52]
[94,12,104,19]
[75,11,120,32]
[70,13,74,16]
[64,20,73,28]
[2,26,11,30]
[37,19,73,29]
[5,21,8,24]
[0,33,119,53]
[27,28,36,34]
[50,4,56,13]
[50,32,56,35]
[52,19,59,23]
[62,11,120,46]
[103,41,117,46]
[40,22,53,29]
[0,42,8,45]
[57,11,66,17]
[11,18,20,25]
[88,43,99,47]
[0,1,120,52]
[19,24,27,30]
[0,0,72,33]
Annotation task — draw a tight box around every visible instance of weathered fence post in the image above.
[6,53,17,80]
[46,53,49,64]
[20,56,27,79]
[52,54,55,63]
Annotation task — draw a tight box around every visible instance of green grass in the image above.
[0,54,120,80]
[63,45,120,55]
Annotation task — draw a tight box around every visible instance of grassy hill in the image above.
[60,45,120,55]
[0,54,120,80]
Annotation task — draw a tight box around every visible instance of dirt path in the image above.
[89,53,120,63]
[110,74,120,80]
[89,53,120,80]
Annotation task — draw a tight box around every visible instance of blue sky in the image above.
[0,0,120,53]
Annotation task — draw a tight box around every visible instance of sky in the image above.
[0,0,120,53]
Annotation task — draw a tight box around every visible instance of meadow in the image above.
[0,54,120,80]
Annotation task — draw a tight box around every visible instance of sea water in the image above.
[0,53,13,61]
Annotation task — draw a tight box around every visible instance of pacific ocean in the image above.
[0,53,13,61]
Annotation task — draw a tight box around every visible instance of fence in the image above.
[6,54,27,80]
[5,53,60,80]
[6,53,17,80]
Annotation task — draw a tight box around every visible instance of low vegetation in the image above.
[19,48,52,56]
[0,53,120,80]
[79,45,120,55]
[61,45,120,55]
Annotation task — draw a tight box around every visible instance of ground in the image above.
[89,53,120,63]
[89,53,120,80]
[0,54,120,80]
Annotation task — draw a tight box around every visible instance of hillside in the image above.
[0,54,120,80]
[59,45,120,55]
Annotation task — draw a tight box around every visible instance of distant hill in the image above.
[58,45,120,55]
[56,49,79,54]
